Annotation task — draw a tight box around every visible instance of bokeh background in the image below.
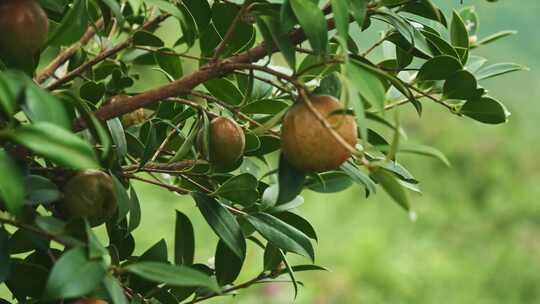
[128,1,540,303]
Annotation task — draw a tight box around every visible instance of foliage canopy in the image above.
[0,0,524,303]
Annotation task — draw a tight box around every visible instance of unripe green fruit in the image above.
[281,95,358,172]
[0,0,48,61]
[206,117,246,171]
[58,170,117,227]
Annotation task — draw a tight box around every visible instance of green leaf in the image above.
[103,274,129,304]
[443,70,477,100]
[340,161,377,197]
[107,118,128,159]
[111,174,131,224]
[5,259,48,299]
[139,121,158,168]
[349,0,369,28]
[306,172,353,193]
[145,0,185,20]
[101,0,123,25]
[257,15,296,69]
[5,123,99,169]
[277,249,299,299]
[24,175,61,205]
[204,78,244,106]
[275,212,318,242]
[0,150,25,215]
[289,0,328,55]
[215,240,244,285]
[401,0,446,26]
[460,96,510,125]
[277,153,306,205]
[331,0,349,44]
[475,63,527,81]
[450,10,469,62]
[245,213,314,261]
[397,144,450,166]
[85,222,107,259]
[43,247,107,300]
[79,81,105,103]
[476,30,517,46]
[450,10,469,49]
[0,228,9,283]
[24,83,71,130]
[0,70,23,116]
[125,262,220,292]
[213,174,259,206]
[346,61,386,111]
[417,55,463,81]
[184,0,211,32]
[133,30,164,47]
[242,99,289,115]
[459,6,479,35]
[128,187,141,233]
[155,48,183,80]
[47,0,89,47]
[174,211,195,265]
[371,169,410,211]
[192,193,246,259]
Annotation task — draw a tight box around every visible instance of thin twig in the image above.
[212,0,252,61]
[72,14,340,131]
[188,91,281,137]
[0,217,68,246]
[47,14,170,90]
[36,18,105,84]
[126,174,190,194]
[188,273,270,303]
[133,46,208,61]
[123,160,207,173]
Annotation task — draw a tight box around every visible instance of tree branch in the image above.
[72,17,338,131]
[36,18,104,84]
[47,14,170,91]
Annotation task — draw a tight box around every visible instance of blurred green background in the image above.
[128,1,540,303]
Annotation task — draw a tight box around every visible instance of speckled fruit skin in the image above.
[281,95,358,172]
[58,170,117,227]
[209,116,245,171]
[0,0,48,60]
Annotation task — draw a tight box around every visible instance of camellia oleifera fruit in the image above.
[207,116,246,171]
[281,95,358,172]
[0,0,48,61]
[58,170,117,227]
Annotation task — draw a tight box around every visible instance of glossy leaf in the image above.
[215,240,243,285]
[245,213,314,261]
[5,123,99,169]
[460,97,510,124]
[174,211,195,265]
[43,247,106,300]
[213,174,259,206]
[289,0,328,55]
[371,169,410,211]
[192,193,246,259]
[0,150,25,215]
[125,262,220,292]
